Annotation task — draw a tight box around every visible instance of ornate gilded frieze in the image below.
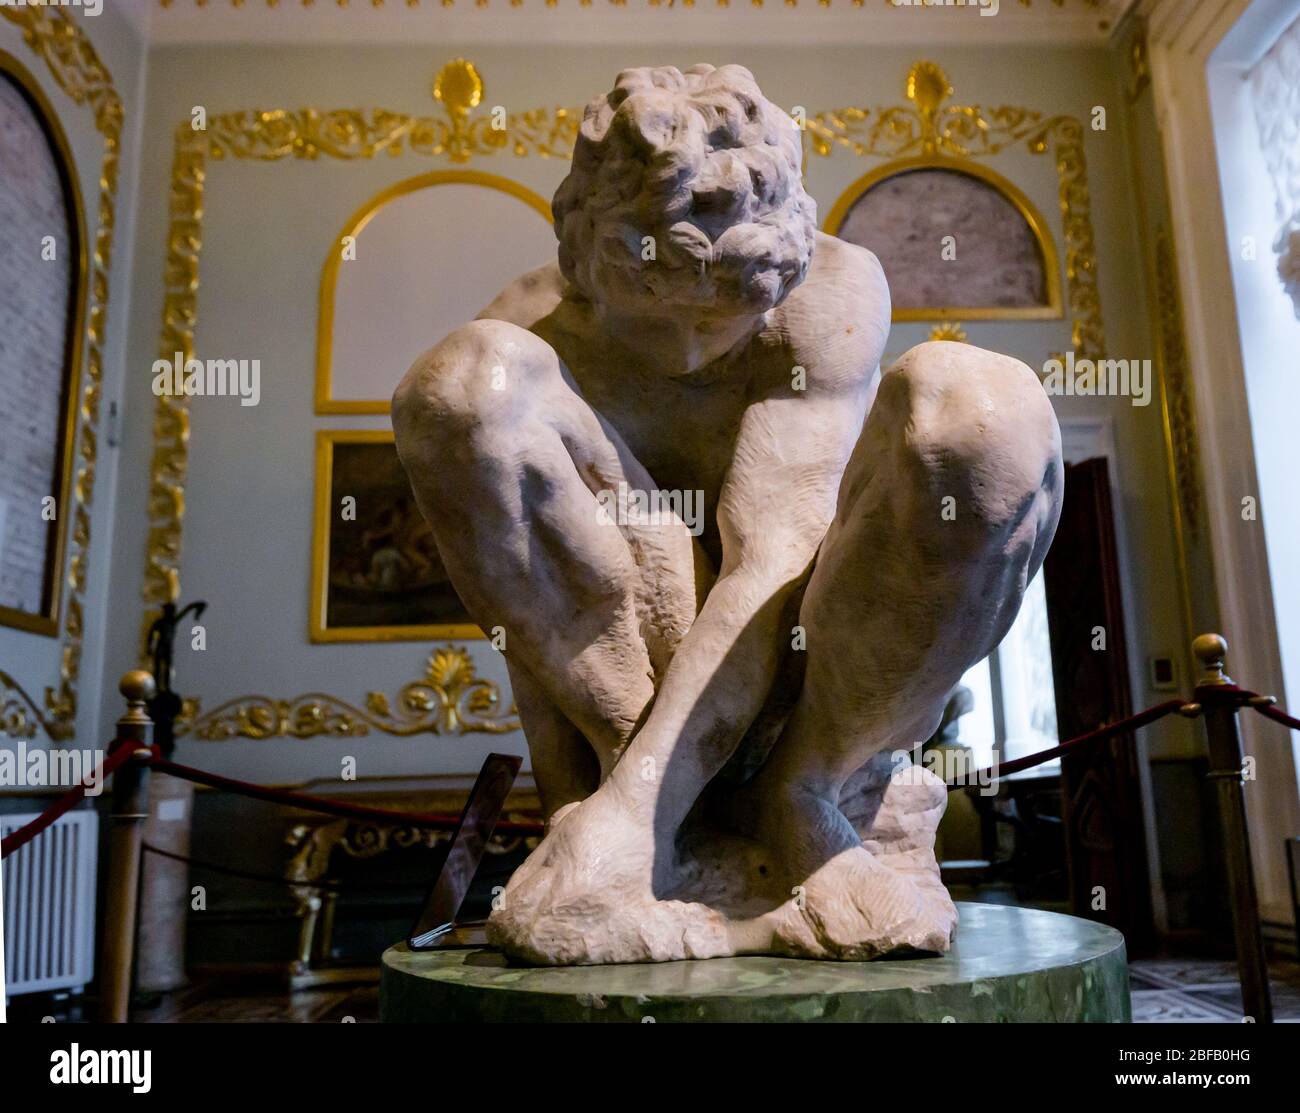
[176,646,519,740]
[808,60,1106,360]
[0,7,123,738]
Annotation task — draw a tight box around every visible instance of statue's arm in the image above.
[607,378,873,818]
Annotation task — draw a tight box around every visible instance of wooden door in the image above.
[1042,457,1155,955]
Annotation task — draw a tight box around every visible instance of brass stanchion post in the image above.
[1193,634,1273,1024]
[98,670,157,1023]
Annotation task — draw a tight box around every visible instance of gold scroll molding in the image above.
[1153,230,1201,540]
[809,60,1106,360]
[315,168,552,414]
[1126,25,1151,104]
[140,57,577,659]
[175,645,519,740]
[0,8,123,739]
[1,671,55,740]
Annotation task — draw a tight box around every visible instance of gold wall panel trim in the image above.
[176,645,519,740]
[1153,230,1202,541]
[1,7,123,739]
[809,60,1106,359]
[315,168,553,415]
[823,153,1064,322]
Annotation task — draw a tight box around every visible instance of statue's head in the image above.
[553,64,816,320]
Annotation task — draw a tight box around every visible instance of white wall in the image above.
[1209,16,1300,779]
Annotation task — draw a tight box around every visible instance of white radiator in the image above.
[1,809,98,997]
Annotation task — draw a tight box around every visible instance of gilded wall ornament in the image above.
[176,645,520,739]
[928,321,968,343]
[0,672,52,740]
[1154,231,1202,539]
[0,6,123,739]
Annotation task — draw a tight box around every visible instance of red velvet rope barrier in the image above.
[148,756,546,835]
[1194,682,1300,731]
[0,742,147,857]
[2,688,1294,859]
[948,698,1187,791]
[1251,703,1300,733]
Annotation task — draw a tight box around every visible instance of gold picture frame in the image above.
[0,49,89,638]
[823,154,1064,323]
[310,429,483,643]
[314,168,552,415]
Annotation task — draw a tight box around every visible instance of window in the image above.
[954,572,1060,774]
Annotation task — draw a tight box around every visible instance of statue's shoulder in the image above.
[773,233,891,389]
[476,262,566,329]
[799,232,890,323]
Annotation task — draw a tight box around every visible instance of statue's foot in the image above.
[766,842,958,959]
[486,785,735,965]
[487,759,956,964]
[749,760,958,959]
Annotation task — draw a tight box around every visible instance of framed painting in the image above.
[825,155,1063,322]
[310,429,481,642]
[0,51,88,637]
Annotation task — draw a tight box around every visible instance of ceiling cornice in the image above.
[123,0,1138,46]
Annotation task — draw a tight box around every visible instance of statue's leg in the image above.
[744,341,1063,957]
[393,319,708,797]
[506,658,599,820]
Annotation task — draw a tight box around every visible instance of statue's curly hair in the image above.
[553,64,817,317]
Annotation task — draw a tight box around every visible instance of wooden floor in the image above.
[9,956,1300,1023]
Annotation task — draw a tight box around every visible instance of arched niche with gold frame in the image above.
[0,49,88,637]
[314,168,553,415]
[823,154,1063,323]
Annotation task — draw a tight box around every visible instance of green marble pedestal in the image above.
[380,902,1130,1022]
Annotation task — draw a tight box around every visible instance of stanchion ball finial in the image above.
[1192,633,1231,687]
[119,670,157,707]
